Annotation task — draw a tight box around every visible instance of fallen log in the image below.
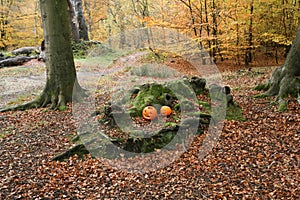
[11,46,39,56]
[0,56,37,68]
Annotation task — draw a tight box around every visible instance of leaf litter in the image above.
[0,61,299,199]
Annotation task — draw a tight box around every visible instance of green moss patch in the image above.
[226,104,246,121]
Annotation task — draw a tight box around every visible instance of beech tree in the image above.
[1,0,82,112]
[257,25,300,110]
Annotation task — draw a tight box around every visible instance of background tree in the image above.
[67,0,89,41]
[0,0,14,49]
[244,0,254,66]
[257,25,300,111]
[67,0,80,42]
[1,0,82,111]
[82,0,107,41]
[1,0,300,68]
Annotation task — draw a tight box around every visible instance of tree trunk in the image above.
[67,0,80,42]
[245,0,254,66]
[204,0,212,63]
[75,0,89,40]
[0,0,82,112]
[39,0,82,109]
[258,25,300,110]
[68,0,89,41]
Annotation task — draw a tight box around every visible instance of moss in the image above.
[66,132,77,140]
[58,105,68,111]
[166,79,195,98]
[142,50,168,62]
[129,83,175,116]
[173,104,180,111]
[70,135,80,143]
[120,127,179,153]
[120,79,199,117]
[164,122,178,128]
[254,82,270,91]
[199,101,211,110]
[253,93,269,99]
[278,99,288,112]
[226,104,246,121]
[127,130,144,137]
[42,108,49,113]
[52,144,89,161]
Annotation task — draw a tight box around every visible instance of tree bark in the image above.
[0,0,83,112]
[38,0,83,109]
[258,25,300,110]
[68,0,89,41]
[0,56,36,67]
[75,0,89,40]
[245,0,254,66]
[67,0,80,42]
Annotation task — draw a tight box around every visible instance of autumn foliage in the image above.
[1,0,299,66]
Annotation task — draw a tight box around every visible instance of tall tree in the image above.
[1,0,82,112]
[67,0,80,42]
[67,0,89,41]
[245,0,254,66]
[257,25,300,111]
[178,0,197,36]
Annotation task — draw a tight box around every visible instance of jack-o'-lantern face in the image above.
[142,106,157,120]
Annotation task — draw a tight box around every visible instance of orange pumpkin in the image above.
[142,106,157,120]
[160,106,172,116]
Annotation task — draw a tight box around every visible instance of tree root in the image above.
[0,92,69,112]
[254,82,270,91]
[253,93,269,99]
[51,144,89,161]
[255,62,300,111]
[0,78,86,113]
[0,99,42,112]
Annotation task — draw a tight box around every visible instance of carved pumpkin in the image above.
[142,106,157,120]
[160,106,172,116]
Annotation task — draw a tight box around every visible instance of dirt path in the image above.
[0,66,46,109]
[0,52,148,109]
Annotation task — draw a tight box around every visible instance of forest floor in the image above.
[0,55,299,199]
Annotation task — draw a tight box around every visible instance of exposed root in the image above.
[0,92,68,112]
[263,66,283,97]
[0,81,86,112]
[256,62,300,111]
[51,144,89,161]
[0,100,42,112]
[254,82,270,92]
[253,93,269,99]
